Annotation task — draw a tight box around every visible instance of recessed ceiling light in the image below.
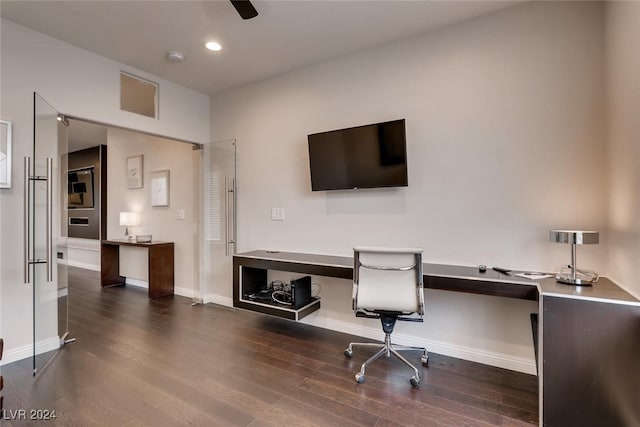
[205,41,222,52]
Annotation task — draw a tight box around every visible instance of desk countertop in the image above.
[235,250,639,305]
[102,239,174,247]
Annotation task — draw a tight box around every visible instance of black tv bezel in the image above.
[307,118,408,191]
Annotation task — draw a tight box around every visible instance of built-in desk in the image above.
[233,250,640,427]
[101,240,174,299]
[233,250,542,305]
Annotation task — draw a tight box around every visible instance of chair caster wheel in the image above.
[421,354,429,366]
[410,376,420,387]
[344,349,353,358]
[355,373,366,384]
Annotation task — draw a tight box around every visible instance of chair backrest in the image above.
[353,246,424,315]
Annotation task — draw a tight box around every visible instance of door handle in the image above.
[24,157,31,285]
[46,157,53,283]
[224,177,229,256]
[225,177,236,256]
[229,177,236,255]
[23,157,54,283]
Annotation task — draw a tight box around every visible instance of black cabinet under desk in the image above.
[235,265,320,321]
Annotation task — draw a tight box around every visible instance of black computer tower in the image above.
[291,275,312,309]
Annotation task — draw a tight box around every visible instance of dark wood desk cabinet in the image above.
[101,240,174,299]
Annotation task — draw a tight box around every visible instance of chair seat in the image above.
[355,309,424,322]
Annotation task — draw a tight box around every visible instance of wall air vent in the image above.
[120,71,158,119]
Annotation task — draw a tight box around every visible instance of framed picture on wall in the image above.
[150,169,169,207]
[0,119,12,189]
[126,154,143,189]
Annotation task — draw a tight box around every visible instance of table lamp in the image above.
[549,230,599,285]
[119,212,138,240]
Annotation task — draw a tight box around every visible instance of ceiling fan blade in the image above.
[230,0,259,20]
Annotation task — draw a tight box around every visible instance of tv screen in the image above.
[308,119,407,191]
[67,167,95,209]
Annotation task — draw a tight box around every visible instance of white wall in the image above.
[0,19,209,363]
[605,2,640,300]
[106,128,196,297]
[209,1,607,373]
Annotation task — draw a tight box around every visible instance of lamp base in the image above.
[555,274,595,286]
[555,266,598,286]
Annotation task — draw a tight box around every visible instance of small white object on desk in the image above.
[515,272,553,280]
[136,235,152,243]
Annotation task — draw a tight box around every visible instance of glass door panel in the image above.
[198,140,236,304]
[31,93,68,375]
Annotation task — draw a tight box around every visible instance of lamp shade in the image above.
[549,230,599,245]
[119,212,138,227]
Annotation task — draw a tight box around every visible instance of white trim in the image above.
[538,295,544,426]
[0,337,61,366]
[58,258,100,271]
[64,244,100,252]
[543,292,640,306]
[174,286,195,298]
[125,279,194,298]
[125,277,148,288]
[204,294,233,307]
[299,315,537,375]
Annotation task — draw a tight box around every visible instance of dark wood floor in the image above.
[2,267,538,426]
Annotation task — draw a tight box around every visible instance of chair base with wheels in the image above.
[344,312,428,387]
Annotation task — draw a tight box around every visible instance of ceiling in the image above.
[1,1,520,96]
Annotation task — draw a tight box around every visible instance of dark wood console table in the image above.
[101,239,174,299]
[233,250,640,427]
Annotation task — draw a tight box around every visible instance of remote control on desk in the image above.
[492,267,511,275]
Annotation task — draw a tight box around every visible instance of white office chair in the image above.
[344,247,428,387]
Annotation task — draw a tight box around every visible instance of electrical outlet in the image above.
[271,208,285,221]
[177,209,185,220]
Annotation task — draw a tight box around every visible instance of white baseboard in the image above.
[0,337,61,366]
[203,294,233,307]
[124,279,194,299]
[125,278,148,288]
[300,314,537,375]
[58,259,100,271]
[174,287,195,298]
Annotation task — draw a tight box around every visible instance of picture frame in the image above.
[150,169,169,207]
[0,119,13,189]
[126,154,143,189]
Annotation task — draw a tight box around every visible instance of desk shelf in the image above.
[234,264,320,321]
[236,297,320,321]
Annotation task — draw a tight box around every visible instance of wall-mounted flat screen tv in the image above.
[67,166,95,209]
[307,119,408,191]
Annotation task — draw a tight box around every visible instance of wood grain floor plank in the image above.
[0,267,538,426]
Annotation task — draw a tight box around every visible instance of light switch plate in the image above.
[271,208,285,221]
[177,209,185,220]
